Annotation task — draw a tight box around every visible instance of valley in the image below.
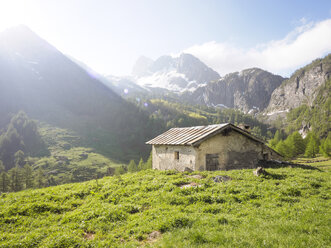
[0,7,330,247]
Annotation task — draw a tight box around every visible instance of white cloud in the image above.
[184,19,331,77]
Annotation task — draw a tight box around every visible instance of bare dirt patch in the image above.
[84,231,95,240]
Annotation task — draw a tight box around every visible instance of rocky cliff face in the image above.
[183,68,284,113]
[266,54,331,116]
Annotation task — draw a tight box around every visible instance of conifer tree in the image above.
[144,151,152,170]
[291,131,306,155]
[127,160,138,172]
[269,130,282,148]
[35,168,45,188]
[115,165,127,175]
[8,166,23,192]
[275,140,291,159]
[319,134,331,157]
[14,150,25,167]
[305,132,320,158]
[137,158,144,171]
[23,164,34,189]
[0,172,10,192]
[284,131,305,157]
[0,161,4,173]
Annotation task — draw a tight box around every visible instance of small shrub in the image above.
[202,205,221,214]
[191,232,208,244]
[159,216,192,232]
[310,182,322,188]
[218,217,229,224]
[282,188,301,197]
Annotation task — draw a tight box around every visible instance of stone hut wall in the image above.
[195,130,266,170]
[152,145,196,171]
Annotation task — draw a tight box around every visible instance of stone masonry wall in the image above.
[152,145,196,171]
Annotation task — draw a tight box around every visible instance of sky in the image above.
[0,0,331,77]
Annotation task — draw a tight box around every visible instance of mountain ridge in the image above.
[181,67,285,113]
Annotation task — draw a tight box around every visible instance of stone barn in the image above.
[146,123,282,171]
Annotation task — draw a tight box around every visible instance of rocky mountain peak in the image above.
[131,56,154,77]
[133,53,220,93]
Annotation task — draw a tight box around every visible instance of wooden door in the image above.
[206,154,219,171]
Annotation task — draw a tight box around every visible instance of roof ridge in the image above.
[172,123,229,130]
[146,123,231,145]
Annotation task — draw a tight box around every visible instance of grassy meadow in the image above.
[0,159,330,247]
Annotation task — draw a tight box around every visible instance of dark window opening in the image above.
[263,153,269,160]
[174,151,179,160]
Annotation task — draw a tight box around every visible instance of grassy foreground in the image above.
[0,161,330,247]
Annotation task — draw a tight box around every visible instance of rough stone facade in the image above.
[152,129,281,171]
[152,145,196,171]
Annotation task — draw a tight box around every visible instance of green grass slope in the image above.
[28,123,124,185]
[0,162,330,247]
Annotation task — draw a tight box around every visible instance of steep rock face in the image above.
[133,53,220,92]
[176,53,220,84]
[266,54,331,115]
[184,68,284,113]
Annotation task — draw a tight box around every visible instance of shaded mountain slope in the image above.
[0,26,158,161]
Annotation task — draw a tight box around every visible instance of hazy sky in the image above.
[0,0,331,76]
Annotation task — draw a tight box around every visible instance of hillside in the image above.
[0,162,330,247]
[284,78,331,138]
[0,26,160,162]
[132,98,273,139]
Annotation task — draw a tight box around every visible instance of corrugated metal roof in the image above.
[146,123,230,145]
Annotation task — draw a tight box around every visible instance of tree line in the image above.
[0,150,49,192]
[0,111,49,171]
[0,150,153,193]
[115,152,152,175]
[269,130,331,159]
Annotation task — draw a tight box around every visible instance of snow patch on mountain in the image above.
[136,70,199,93]
[132,53,220,93]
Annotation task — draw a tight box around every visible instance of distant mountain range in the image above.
[106,50,330,121]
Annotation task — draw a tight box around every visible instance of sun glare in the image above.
[0,1,27,32]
